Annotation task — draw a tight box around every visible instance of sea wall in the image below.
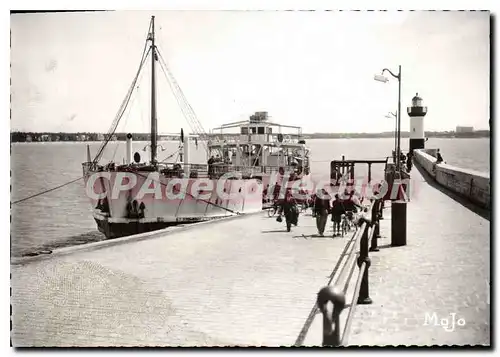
[413,149,490,210]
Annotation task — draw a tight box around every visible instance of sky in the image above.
[10,10,490,134]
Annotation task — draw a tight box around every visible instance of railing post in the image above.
[317,286,346,347]
[357,220,372,305]
[370,199,381,252]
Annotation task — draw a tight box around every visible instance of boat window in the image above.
[257,127,265,134]
[241,127,248,134]
[267,127,273,134]
[251,127,256,134]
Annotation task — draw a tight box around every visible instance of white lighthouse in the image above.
[407,93,428,152]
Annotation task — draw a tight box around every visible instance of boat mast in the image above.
[149,16,158,164]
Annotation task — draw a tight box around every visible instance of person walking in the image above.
[279,188,299,232]
[313,188,330,236]
[330,193,345,237]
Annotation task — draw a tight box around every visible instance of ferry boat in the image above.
[82,16,311,239]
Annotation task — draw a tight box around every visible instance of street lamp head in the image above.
[374,74,389,83]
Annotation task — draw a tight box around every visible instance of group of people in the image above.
[392,150,416,172]
[273,187,364,236]
[207,155,232,177]
[312,189,363,237]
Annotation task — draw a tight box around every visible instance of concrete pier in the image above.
[11,166,490,346]
[413,149,490,209]
[11,211,350,347]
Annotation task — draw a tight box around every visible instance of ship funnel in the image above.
[86,145,92,163]
[126,133,133,164]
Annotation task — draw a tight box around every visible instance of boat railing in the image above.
[208,133,305,146]
[82,161,99,175]
[160,162,310,179]
[82,161,309,180]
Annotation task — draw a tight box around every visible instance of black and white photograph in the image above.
[9,5,492,348]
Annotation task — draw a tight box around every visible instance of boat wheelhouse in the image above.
[206,111,310,181]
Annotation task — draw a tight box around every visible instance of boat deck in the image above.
[11,165,490,346]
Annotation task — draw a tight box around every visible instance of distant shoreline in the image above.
[10,130,490,143]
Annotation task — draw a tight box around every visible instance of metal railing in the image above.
[316,200,382,346]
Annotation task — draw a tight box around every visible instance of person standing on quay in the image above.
[331,193,345,236]
[313,188,331,236]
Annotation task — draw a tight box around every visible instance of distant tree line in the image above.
[10,132,181,143]
[10,130,490,143]
[303,130,490,139]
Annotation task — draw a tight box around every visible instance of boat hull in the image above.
[83,166,314,239]
[94,216,177,239]
[83,169,265,238]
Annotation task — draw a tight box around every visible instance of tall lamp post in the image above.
[374,65,402,172]
[385,111,397,161]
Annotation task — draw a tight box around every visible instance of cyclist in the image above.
[343,191,363,227]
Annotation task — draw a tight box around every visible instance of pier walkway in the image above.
[11,209,350,347]
[346,166,490,346]
[11,166,490,346]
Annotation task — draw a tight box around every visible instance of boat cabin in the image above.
[207,111,310,179]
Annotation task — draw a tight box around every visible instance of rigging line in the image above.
[11,177,84,205]
[156,48,207,145]
[95,46,151,163]
[110,85,136,163]
[109,61,150,163]
[157,59,192,132]
[155,53,203,149]
[159,148,181,163]
[94,16,153,161]
[95,43,149,152]
[155,58,212,160]
[94,44,152,163]
[137,75,147,132]
[156,47,214,154]
[157,50,204,138]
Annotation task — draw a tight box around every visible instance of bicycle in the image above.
[339,211,357,236]
[298,201,309,214]
[347,211,356,229]
[267,202,279,217]
[340,214,349,237]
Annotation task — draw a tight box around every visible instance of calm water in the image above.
[10,137,489,256]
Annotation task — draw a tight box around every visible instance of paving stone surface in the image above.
[11,166,490,346]
[11,210,350,347]
[347,168,490,346]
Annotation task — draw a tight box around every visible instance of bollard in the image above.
[317,286,346,346]
[357,219,373,305]
[391,200,407,247]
